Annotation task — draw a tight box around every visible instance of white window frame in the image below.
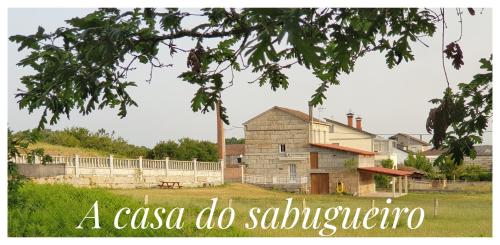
[289,163,297,180]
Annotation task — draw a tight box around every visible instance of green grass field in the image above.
[8,182,492,237]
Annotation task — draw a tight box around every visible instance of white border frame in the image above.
[1,1,498,244]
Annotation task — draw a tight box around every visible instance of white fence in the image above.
[13,154,224,184]
[243,175,308,185]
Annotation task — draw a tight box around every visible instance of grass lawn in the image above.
[9,182,491,237]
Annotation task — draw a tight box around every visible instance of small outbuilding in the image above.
[357,167,412,197]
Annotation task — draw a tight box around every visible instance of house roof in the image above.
[226,144,245,156]
[422,145,492,156]
[389,133,431,146]
[310,143,375,156]
[397,165,427,176]
[323,118,376,137]
[243,106,327,125]
[358,167,412,177]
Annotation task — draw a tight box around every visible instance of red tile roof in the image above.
[358,167,412,176]
[226,144,245,156]
[310,143,375,156]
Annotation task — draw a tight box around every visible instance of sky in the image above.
[7,8,493,148]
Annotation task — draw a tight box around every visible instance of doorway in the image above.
[310,173,329,194]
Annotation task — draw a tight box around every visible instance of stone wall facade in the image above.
[244,109,311,180]
[244,107,376,195]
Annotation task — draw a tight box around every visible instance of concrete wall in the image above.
[14,156,224,188]
[328,123,374,151]
[426,155,492,170]
[310,123,330,144]
[463,156,493,170]
[328,169,359,194]
[17,164,66,178]
[29,166,222,188]
[358,172,375,195]
[310,147,374,195]
[312,146,360,169]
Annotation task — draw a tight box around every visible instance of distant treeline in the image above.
[13,127,243,162]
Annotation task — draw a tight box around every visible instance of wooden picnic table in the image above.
[158,181,183,189]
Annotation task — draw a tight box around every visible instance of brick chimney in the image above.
[308,102,313,122]
[347,112,354,127]
[356,116,362,130]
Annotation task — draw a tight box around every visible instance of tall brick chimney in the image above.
[356,116,362,130]
[347,112,354,127]
[216,100,225,161]
[308,102,314,122]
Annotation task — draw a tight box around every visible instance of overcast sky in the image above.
[8,8,492,147]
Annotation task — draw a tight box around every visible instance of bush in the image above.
[405,152,434,173]
[16,128,150,158]
[149,138,218,161]
[456,165,492,181]
[374,159,393,189]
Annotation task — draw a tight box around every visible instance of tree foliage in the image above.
[9,8,491,166]
[225,137,245,144]
[7,129,51,205]
[374,159,394,188]
[426,57,492,164]
[10,8,439,127]
[148,138,218,161]
[15,127,150,158]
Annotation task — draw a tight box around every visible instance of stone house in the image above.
[243,106,410,196]
[422,145,492,170]
[389,133,432,153]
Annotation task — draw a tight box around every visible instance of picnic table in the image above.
[158,181,183,189]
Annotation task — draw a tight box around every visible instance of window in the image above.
[374,143,381,152]
[237,157,242,163]
[329,125,334,133]
[289,164,297,179]
[279,144,286,153]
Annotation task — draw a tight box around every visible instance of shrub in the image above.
[374,159,393,189]
[150,138,218,161]
[16,127,150,158]
[456,165,491,181]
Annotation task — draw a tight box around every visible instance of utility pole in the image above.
[216,100,225,161]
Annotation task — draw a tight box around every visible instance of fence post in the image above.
[241,165,245,184]
[75,155,80,177]
[220,159,225,185]
[139,156,143,179]
[193,158,198,183]
[404,176,408,194]
[433,198,439,217]
[165,157,169,177]
[109,155,114,176]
